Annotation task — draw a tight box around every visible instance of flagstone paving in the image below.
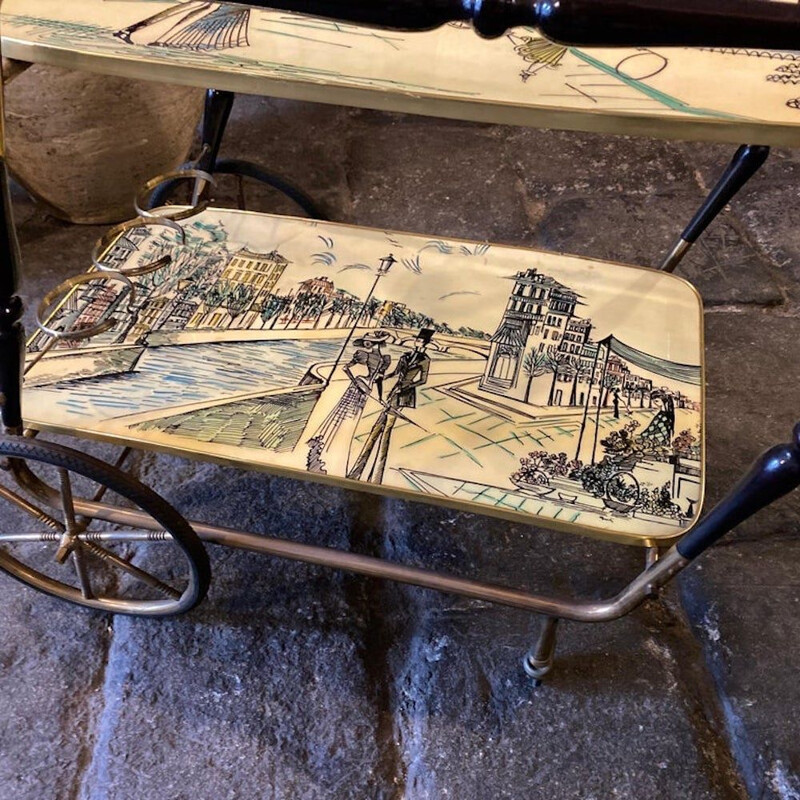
[1,90,799,800]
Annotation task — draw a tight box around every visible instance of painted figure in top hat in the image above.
[347,328,434,484]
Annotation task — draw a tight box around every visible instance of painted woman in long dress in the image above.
[306,331,391,474]
[639,389,676,447]
[114,2,251,52]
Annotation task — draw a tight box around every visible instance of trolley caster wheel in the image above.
[522,651,554,685]
[0,437,210,616]
[523,616,559,685]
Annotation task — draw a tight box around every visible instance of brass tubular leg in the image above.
[523,616,560,683]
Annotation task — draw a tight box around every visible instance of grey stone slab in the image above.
[505,128,698,199]
[673,220,784,309]
[672,142,799,305]
[343,114,532,243]
[0,575,109,800]
[506,128,783,307]
[680,541,800,800]
[702,311,800,531]
[673,142,800,197]
[676,310,800,798]
[387,605,740,799]
[361,498,745,800]
[726,177,800,303]
[78,460,389,800]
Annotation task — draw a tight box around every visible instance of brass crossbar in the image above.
[75,495,688,623]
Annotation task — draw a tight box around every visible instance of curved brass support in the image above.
[134,168,216,222]
[91,216,186,275]
[70,494,690,623]
[34,270,135,344]
[7,453,61,510]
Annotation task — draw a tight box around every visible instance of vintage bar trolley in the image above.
[0,0,799,682]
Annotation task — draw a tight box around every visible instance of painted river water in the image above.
[36,338,346,421]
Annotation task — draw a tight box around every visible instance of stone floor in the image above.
[1,92,799,800]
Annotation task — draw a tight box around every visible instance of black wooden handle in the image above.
[0,163,20,300]
[677,424,800,561]
[237,0,800,46]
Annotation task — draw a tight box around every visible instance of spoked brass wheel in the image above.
[0,437,210,615]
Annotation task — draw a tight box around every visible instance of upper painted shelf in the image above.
[3,0,800,145]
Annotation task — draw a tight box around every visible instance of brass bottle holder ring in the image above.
[26,271,138,375]
[94,168,217,276]
[28,168,216,374]
[133,168,216,223]
[91,216,186,277]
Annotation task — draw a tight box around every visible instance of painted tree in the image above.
[194,281,231,328]
[359,296,382,327]
[522,349,549,405]
[260,294,284,329]
[383,304,410,329]
[334,296,358,328]
[288,292,314,329]
[310,294,329,329]
[323,295,347,328]
[280,293,300,329]
[458,325,490,340]
[344,296,362,327]
[545,350,571,406]
[371,297,384,326]
[566,356,586,406]
[271,295,292,329]
[601,373,621,407]
[140,236,227,293]
[403,310,420,329]
[225,283,254,324]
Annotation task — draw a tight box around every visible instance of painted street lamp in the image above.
[377,253,396,276]
[326,254,396,385]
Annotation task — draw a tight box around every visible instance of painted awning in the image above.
[491,323,526,349]
[607,335,701,386]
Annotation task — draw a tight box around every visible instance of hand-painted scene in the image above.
[5,0,800,126]
[24,209,704,541]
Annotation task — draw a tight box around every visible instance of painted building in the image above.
[481,267,591,403]
[277,277,336,328]
[376,299,408,326]
[298,276,334,298]
[562,317,592,356]
[38,281,133,349]
[99,226,151,271]
[481,268,656,409]
[188,247,289,329]
[28,229,150,350]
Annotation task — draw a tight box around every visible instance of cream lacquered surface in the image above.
[24,208,704,545]
[2,1,800,145]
